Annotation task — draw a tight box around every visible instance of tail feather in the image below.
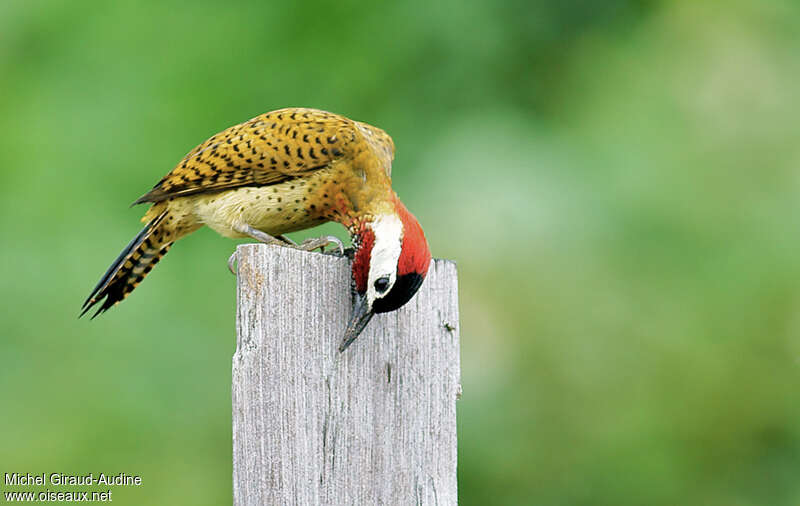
[81,211,172,318]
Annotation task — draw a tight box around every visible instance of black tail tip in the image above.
[79,292,118,320]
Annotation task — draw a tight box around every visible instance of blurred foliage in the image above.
[2,0,800,504]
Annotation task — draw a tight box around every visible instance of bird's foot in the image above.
[234,223,293,247]
[274,234,297,246]
[228,225,346,274]
[229,224,299,274]
[297,235,344,256]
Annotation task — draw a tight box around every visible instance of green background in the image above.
[2,0,799,504]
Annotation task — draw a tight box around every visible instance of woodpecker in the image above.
[81,108,431,351]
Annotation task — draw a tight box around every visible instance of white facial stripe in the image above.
[366,214,403,305]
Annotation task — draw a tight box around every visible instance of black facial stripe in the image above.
[373,273,424,314]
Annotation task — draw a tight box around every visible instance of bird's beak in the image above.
[339,292,374,352]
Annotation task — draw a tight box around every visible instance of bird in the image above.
[81,107,431,351]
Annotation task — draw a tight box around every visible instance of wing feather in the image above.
[133,108,383,204]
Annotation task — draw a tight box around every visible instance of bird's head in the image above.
[341,198,431,351]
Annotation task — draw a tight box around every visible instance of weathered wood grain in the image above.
[232,244,460,506]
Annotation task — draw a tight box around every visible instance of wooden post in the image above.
[231,244,460,506]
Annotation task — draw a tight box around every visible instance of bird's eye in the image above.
[374,276,390,293]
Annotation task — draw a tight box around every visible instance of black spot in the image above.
[297,147,304,159]
[331,148,342,156]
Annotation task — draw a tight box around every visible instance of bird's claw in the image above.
[228,251,237,275]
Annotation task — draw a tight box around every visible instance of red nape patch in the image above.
[352,227,375,293]
[394,198,431,278]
